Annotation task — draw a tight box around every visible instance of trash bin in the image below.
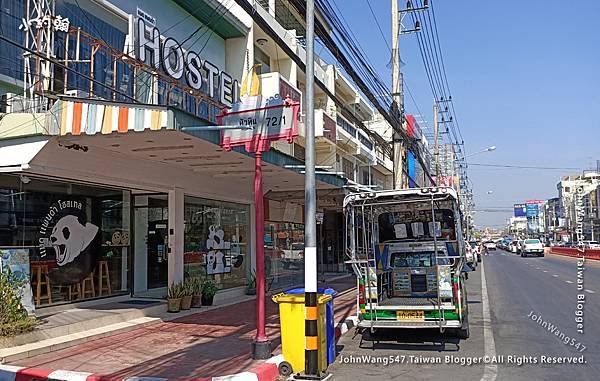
[286,287,337,365]
[272,291,332,376]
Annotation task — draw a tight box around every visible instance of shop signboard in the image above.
[526,203,539,218]
[132,17,239,107]
[220,95,300,153]
[37,199,101,284]
[1,249,35,314]
[514,203,527,217]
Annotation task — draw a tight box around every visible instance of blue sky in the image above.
[331,0,600,227]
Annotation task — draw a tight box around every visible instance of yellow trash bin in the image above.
[272,292,332,376]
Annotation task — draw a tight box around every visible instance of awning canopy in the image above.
[0,136,48,172]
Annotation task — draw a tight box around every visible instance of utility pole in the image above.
[391,0,404,190]
[392,0,427,188]
[302,0,320,378]
[433,102,440,180]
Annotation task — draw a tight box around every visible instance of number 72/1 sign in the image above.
[220,95,300,153]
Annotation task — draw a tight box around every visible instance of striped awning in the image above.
[50,99,171,136]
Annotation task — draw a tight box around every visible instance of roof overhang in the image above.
[0,136,48,172]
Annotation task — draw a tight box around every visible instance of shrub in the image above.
[0,268,37,336]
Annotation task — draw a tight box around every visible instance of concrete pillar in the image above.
[168,188,184,286]
[133,196,148,293]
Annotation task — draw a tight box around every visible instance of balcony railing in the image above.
[358,134,373,151]
[336,115,357,138]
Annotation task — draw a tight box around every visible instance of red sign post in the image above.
[218,95,300,359]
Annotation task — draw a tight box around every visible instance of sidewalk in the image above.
[5,276,357,379]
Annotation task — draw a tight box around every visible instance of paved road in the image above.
[329,250,599,380]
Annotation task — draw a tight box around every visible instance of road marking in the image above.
[543,270,548,273]
[552,274,559,277]
[480,261,497,381]
[565,280,573,284]
[585,289,595,294]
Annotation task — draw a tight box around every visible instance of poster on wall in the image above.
[37,199,100,285]
[205,225,233,275]
[1,249,35,315]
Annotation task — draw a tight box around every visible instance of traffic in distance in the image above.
[328,186,599,381]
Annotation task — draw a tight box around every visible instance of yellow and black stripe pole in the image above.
[303,0,320,378]
[305,291,319,375]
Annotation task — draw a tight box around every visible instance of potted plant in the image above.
[180,280,193,310]
[246,270,256,295]
[201,279,218,306]
[167,282,182,313]
[190,277,202,308]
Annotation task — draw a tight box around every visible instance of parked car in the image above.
[509,241,519,253]
[484,241,497,251]
[516,240,524,254]
[281,242,304,269]
[521,239,544,257]
[581,241,600,249]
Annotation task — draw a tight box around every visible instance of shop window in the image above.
[264,221,305,290]
[183,196,250,289]
[0,175,130,309]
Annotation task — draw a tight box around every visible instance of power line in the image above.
[467,163,582,170]
[364,0,391,54]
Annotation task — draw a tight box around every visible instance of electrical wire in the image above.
[467,163,582,170]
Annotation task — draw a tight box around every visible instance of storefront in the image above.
[0,172,255,307]
[0,0,347,309]
[0,174,131,306]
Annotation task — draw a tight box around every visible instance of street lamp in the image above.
[465,146,496,158]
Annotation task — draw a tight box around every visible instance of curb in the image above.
[0,316,360,381]
[334,315,359,339]
[0,355,284,381]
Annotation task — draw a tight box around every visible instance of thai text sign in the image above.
[220,95,299,153]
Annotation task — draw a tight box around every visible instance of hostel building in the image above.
[0,0,392,309]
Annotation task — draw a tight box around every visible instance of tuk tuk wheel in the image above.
[279,361,293,376]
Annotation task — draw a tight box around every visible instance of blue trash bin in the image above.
[285,287,337,365]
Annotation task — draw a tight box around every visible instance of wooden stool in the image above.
[31,264,52,306]
[81,271,96,299]
[97,261,111,296]
[68,283,82,301]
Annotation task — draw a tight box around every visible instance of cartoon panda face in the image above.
[112,231,122,246]
[120,231,129,245]
[50,215,99,266]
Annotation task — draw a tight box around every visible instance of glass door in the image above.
[134,195,168,292]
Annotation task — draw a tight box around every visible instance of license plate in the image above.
[396,310,424,320]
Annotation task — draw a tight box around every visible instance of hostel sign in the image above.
[133,18,239,107]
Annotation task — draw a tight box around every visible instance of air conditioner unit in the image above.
[64,89,90,98]
[0,93,35,113]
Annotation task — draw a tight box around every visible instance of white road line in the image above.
[543,270,548,273]
[565,281,574,284]
[480,261,497,381]
[552,274,559,277]
[585,289,595,294]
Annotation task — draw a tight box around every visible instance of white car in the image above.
[510,241,519,253]
[521,239,544,257]
[484,241,497,250]
[582,241,600,249]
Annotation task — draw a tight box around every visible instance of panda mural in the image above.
[38,199,100,285]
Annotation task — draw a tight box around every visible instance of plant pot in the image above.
[201,295,214,306]
[246,288,256,295]
[181,295,193,310]
[191,295,202,308]
[167,298,182,312]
